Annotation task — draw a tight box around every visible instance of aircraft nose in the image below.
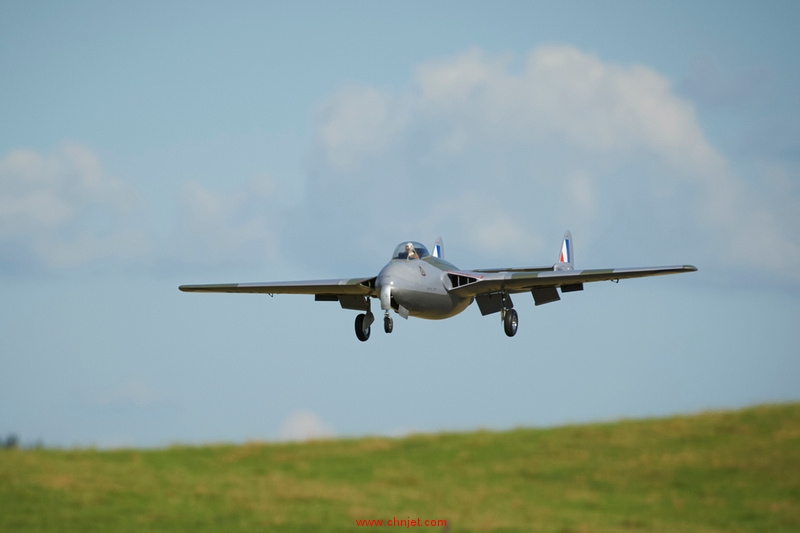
[377,260,417,315]
[377,262,398,312]
[376,262,399,288]
[376,260,415,291]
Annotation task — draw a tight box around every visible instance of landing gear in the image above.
[503,308,518,337]
[384,314,393,334]
[355,313,372,342]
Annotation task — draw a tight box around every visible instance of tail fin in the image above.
[433,237,444,259]
[555,231,573,271]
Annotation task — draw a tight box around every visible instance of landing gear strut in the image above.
[500,291,517,337]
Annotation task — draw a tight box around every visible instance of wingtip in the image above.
[685,265,698,272]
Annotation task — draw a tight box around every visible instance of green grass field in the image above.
[2,404,798,532]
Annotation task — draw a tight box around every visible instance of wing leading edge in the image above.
[453,231,696,297]
[179,277,377,296]
[449,265,697,299]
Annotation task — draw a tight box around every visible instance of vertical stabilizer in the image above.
[555,231,573,271]
[433,237,444,259]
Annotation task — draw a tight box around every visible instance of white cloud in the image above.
[413,46,725,176]
[416,191,528,255]
[306,45,800,283]
[0,143,153,271]
[7,47,797,285]
[0,143,286,274]
[89,377,167,409]
[316,85,407,175]
[174,174,281,266]
[278,410,334,442]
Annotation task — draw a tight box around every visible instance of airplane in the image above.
[179,232,697,341]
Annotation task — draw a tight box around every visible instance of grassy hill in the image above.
[2,404,798,532]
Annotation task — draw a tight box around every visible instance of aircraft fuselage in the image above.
[376,256,472,320]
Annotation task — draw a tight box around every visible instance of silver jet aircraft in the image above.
[180,232,696,341]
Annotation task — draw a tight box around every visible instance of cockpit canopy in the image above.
[392,241,430,260]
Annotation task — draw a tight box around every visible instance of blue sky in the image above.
[2,1,799,448]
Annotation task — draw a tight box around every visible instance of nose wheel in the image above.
[503,308,518,337]
[384,314,393,333]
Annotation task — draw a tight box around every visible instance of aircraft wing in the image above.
[449,265,697,299]
[179,277,377,296]
[470,266,553,274]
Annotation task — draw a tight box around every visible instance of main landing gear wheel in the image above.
[355,313,371,342]
[503,308,518,337]
[384,314,393,334]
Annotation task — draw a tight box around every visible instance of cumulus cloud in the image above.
[414,46,721,171]
[0,143,286,274]
[278,410,335,441]
[174,174,281,266]
[300,45,800,283]
[7,47,797,285]
[316,86,409,175]
[89,377,168,409]
[0,143,153,272]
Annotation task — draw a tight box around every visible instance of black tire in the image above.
[384,315,393,334]
[504,308,518,337]
[355,313,371,342]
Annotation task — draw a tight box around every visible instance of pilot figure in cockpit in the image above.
[405,242,418,260]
